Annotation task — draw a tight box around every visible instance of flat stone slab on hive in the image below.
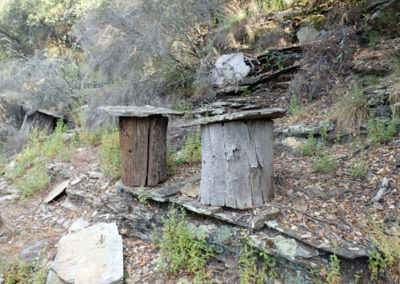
[185,108,286,127]
[98,105,184,117]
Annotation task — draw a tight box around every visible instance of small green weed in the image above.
[365,219,400,282]
[168,131,202,174]
[349,159,367,179]
[182,131,202,163]
[155,208,213,281]
[137,186,149,206]
[100,129,121,179]
[312,154,336,175]
[287,95,307,118]
[298,133,323,156]
[321,254,342,284]
[354,274,361,283]
[242,87,251,96]
[368,249,387,281]
[0,255,48,284]
[238,234,278,284]
[368,118,398,145]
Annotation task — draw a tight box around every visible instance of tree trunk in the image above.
[119,116,168,187]
[199,120,274,209]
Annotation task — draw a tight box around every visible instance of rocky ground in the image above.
[0,1,400,283]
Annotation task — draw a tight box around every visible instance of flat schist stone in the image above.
[50,222,123,284]
[184,108,286,127]
[98,105,184,118]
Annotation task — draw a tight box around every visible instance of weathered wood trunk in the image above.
[119,115,168,187]
[199,120,274,209]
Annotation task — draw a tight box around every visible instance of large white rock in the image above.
[211,53,250,86]
[48,222,123,284]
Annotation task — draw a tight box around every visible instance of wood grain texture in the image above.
[119,117,150,187]
[147,116,168,186]
[199,120,274,209]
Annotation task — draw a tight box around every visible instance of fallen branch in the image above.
[372,177,390,202]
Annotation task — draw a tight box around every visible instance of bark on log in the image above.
[199,120,274,209]
[119,116,168,187]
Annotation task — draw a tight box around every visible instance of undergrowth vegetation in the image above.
[349,159,367,179]
[366,219,400,282]
[332,84,368,135]
[5,120,71,198]
[167,131,202,176]
[312,154,337,175]
[0,254,48,284]
[297,133,323,156]
[154,208,213,282]
[100,128,121,179]
[287,95,307,120]
[238,234,278,284]
[367,117,398,145]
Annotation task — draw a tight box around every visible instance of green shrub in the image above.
[312,154,336,175]
[350,160,367,179]
[6,120,70,198]
[181,131,202,164]
[100,129,121,179]
[15,160,51,199]
[167,131,202,175]
[238,241,277,284]
[155,208,213,281]
[322,255,342,284]
[298,133,323,156]
[368,118,398,144]
[366,220,400,282]
[0,254,48,284]
[368,249,387,281]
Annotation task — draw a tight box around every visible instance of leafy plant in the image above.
[100,128,121,179]
[155,208,213,282]
[298,133,323,156]
[238,234,277,284]
[368,249,387,281]
[368,118,398,145]
[321,254,342,284]
[0,255,48,284]
[6,120,71,198]
[137,186,149,206]
[170,131,202,169]
[366,220,400,282]
[349,159,367,179]
[15,160,51,199]
[242,87,251,96]
[312,154,336,175]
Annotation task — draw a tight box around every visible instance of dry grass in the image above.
[288,28,355,102]
[331,84,368,134]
